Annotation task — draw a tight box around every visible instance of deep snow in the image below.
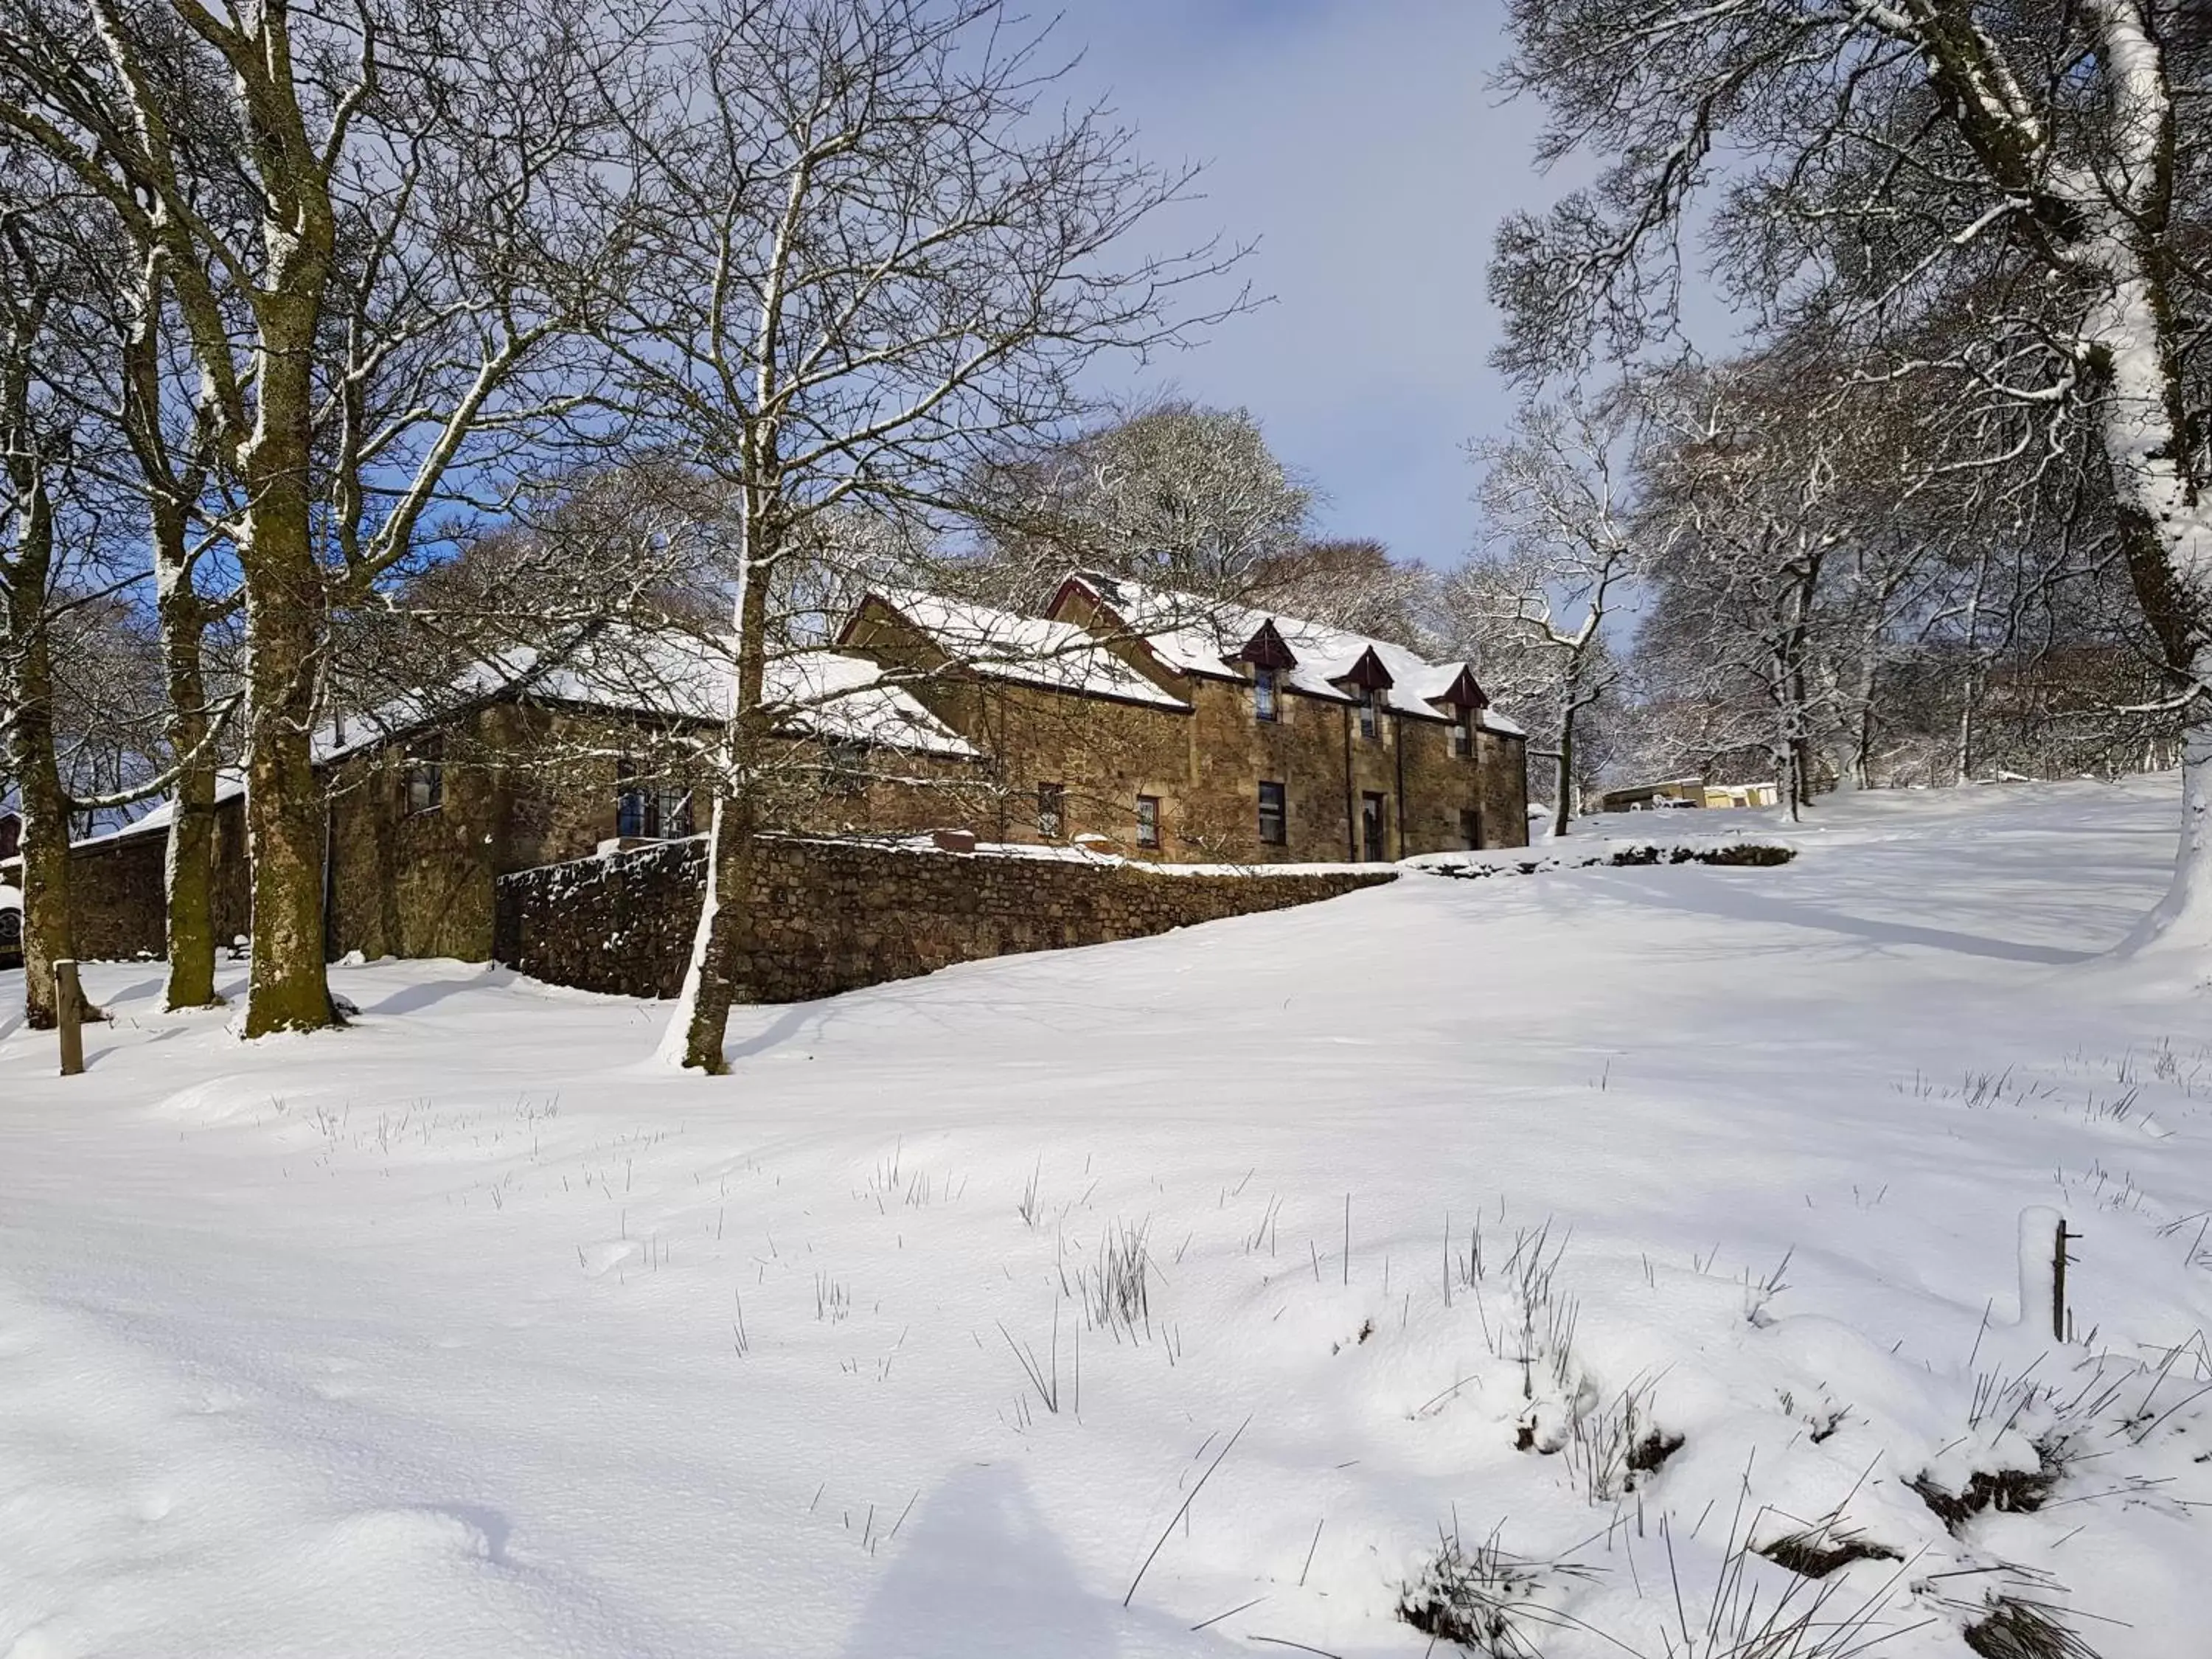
[1,778,2207,1658]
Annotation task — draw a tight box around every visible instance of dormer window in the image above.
[1435,668,1491,755]
[1236,620,1298,723]
[1357,687,1380,741]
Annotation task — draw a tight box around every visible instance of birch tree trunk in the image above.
[237,537,335,1033]
[0,242,72,1031]
[665,511,774,1073]
[2072,1,2212,953]
[125,310,225,1011]
[1551,737,1576,840]
[1550,677,1579,840]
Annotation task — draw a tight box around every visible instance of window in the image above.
[1361,791,1387,862]
[1253,666,1279,723]
[821,740,868,799]
[404,737,444,814]
[1460,807,1481,850]
[1135,794,1161,849]
[1357,688,1380,740]
[1258,781,1287,846]
[616,757,695,839]
[1037,782,1066,839]
[1451,707,1475,758]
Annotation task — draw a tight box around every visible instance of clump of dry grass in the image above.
[1398,1520,1591,1659]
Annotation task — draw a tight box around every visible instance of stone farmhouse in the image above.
[4,577,1528,977]
[841,572,1528,863]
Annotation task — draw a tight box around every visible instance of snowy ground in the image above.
[1,778,2208,1659]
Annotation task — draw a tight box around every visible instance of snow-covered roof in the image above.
[59,771,253,853]
[848,589,1192,712]
[769,650,983,758]
[1051,572,1526,735]
[42,634,981,858]
[315,627,978,766]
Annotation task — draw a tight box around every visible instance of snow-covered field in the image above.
[2,779,2208,1659]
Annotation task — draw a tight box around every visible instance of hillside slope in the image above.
[1,777,2206,1658]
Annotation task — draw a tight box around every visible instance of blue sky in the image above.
[1055,0,1554,568]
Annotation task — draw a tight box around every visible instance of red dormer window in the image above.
[1436,667,1490,755]
[1337,646,1394,741]
[1237,621,1298,724]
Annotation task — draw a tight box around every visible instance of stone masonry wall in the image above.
[493,835,1395,1003]
[845,594,1530,865]
[60,794,251,962]
[325,701,985,964]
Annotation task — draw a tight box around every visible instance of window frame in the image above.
[1135,793,1161,849]
[404,736,445,815]
[1451,706,1475,758]
[617,757,695,839]
[1253,665,1279,723]
[1257,780,1287,846]
[1360,790,1388,861]
[1356,688,1379,740]
[821,738,869,799]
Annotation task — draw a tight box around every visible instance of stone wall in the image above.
[58,833,166,960]
[835,603,1197,857]
[325,701,985,963]
[1475,727,1531,851]
[60,797,251,962]
[493,835,1395,1003]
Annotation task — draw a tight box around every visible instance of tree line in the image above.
[1479,0,2212,937]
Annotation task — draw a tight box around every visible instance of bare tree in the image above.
[28,181,243,1009]
[1455,394,1643,833]
[594,0,1246,1072]
[983,399,1311,597]
[1247,538,1433,648]
[1492,0,2212,952]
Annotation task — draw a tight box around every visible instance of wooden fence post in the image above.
[55,958,84,1077]
[2053,1218,2079,1343]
